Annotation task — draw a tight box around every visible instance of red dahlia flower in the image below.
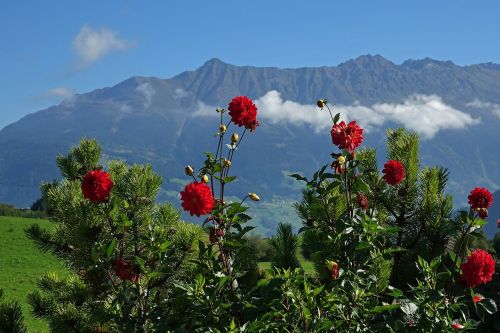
[382,160,405,186]
[81,170,113,203]
[330,121,364,152]
[113,258,137,283]
[468,187,493,210]
[180,182,214,217]
[357,192,369,211]
[228,96,259,132]
[460,249,495,288]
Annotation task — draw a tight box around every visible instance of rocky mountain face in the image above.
[1,55,499,236]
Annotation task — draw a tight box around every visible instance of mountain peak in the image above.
[201,58,228,68]
[401,57,456,70]
[339,54,395,69]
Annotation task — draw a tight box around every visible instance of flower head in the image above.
[113,258,137,283]
[451,323,464,330]
[497,219,500,228]
[468,187,493,210]
[180,182,214,217]
[81,170,113,203]
[357,193,369,211]
[330,121,364,152]
[228,96,259,132]
[382,160,405,186]
[460,249,495,288]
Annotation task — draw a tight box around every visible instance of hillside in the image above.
[0,216,68,332]
[0,55,499,235]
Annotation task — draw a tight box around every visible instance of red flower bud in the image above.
[357,193,369,211]
[113,258,138,283]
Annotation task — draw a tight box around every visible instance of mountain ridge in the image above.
[1,55,499,236]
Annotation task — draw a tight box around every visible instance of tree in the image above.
[269,223,300,270]
[24,139,204,332]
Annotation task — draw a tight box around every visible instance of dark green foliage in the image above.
[246,234,274,261]
[0,290,27,333]
[25,139,204,332]
[0,203,45,219]
[269,223,300,270]
[492,233,500,254]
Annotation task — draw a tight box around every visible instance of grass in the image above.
[0,216,68,333]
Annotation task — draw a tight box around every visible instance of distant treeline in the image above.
[0,200,46,218]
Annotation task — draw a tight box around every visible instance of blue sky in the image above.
[1,0,499,129]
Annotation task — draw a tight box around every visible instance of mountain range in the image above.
[1,55,499,236]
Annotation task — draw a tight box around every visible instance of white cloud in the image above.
[174,88,188,99]
[135,82,156,108]
[72,25,134,68]
[467,99,500,119]
[370,95,480,138]
[193,91,480,139]
[45,87,74,100]
[192,101,217,117]
[33,87,75,105]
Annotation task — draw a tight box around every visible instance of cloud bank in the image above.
[194,91,480,139]
[73,25,134,68]
[467,99,500,119]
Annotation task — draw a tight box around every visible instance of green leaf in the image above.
[290,173,308,182]
[333,113,340,124]
[135,256,145,270]
[355,242,372,251]
[400,301,418,315]
[478,298,498,314]
[313,285,324,297]
[106,239,117,258]
[370,304,400,313]
[223,176,237,183]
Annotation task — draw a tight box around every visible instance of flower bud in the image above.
[325,260,339,280]
[472,294,484,303]
[317,99,327,108]
[223,159,232,168]
[184,165,194,176]
[219,124,227,134]
[201,175,209,183]
[248,193,260,201]
[231,133,239,143]
[337,156,346,165]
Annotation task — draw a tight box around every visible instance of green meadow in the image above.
[0,216,68,333]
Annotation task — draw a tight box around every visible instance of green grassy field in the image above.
[0,216,68,333]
